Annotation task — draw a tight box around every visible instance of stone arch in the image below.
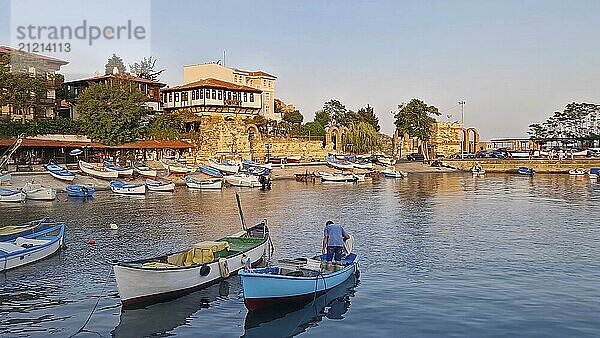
[466,127,479,153]
[461,129,469,153]
[326,126,346,152]
[246,124,261,141]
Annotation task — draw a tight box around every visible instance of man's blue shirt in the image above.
[324,223,347,247]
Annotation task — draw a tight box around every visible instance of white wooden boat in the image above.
[0,222,65,272]
[568,168,586,176]
[134,163,158,178]
[353,161,373,170]
[104,161,134,177]
[382,167,407,178]
[112,222,270,309]
[319,172,358,182]
[145,179,175,192]
[22,183,56,201]
[471,165,486,176]
[79,160,119,180]
[110,180,146,195]
[209,160,240,174]
[0,188,26,203]
[163,161,196,175]
[45,161,75,182]
[326,155,354,170]
[184,176,223,189]
[224,173,261,187]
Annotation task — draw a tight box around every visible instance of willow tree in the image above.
[343,122,382,153]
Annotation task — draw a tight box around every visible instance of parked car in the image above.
[407,153,425,161]
[450,152,475,159]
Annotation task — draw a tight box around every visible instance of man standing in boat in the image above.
[322,220,350,266]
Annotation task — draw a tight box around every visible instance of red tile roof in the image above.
[64,73,166,87]
[0,138,191,149]
[0,45,69,66]
[234,69,277,78]
[162,78,262,93]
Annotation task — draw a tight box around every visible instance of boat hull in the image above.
[0,224,65,272]
[240,260,358,311]
[319,172,357,182]
[22,184,56,201]
[49,171,75,181]
[209,161,239,174]
[224,174,261,187]
[110,181,146,195]
[79,161,119,180]
[0,189,26,202]
[65,185,95,197]
[382,171,404,178]
[185,178,223,189]
[146,179,175,192]
[135,168,158,179]
[113,233,268,308]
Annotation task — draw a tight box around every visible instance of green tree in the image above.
[282,110,304,125]
[77,81,148,145]
[0,53,53,123]
[146,113,184,140]
[323,99,347,126]
[314,109,331,128]
[356,104,380,132]
[104,54,127,75]
[394,99,440,155]
[301,121,325,137]
[343,122,383,153]
[129,56,165,81]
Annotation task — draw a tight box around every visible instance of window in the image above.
[218,90,223,100]
[206,89,210,98]
[182,92,188,101]
[175,92,180,102]
[227,91,232,100]
[263,80,266,86]
[192,90,196,100]
[199,88,204,99]
[211,89,216,100]
[250,93,254,102]
[169,93,172,102]
[244,92,247,102]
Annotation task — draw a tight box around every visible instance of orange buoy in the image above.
[88,239,95,245]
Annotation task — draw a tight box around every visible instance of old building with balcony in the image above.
[62,72,166,119]
[161,78,263,117]
[0,45,69,121]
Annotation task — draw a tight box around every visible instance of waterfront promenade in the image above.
[443,158,600,173]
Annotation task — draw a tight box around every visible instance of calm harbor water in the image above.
[1,173,600,337]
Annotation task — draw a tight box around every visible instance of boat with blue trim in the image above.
[104,161,134,177]
[66,184,96,197]
[198,164,223,178]
[110,180,146,195]
[0,188,26,203]
[45,160,75,181]
[0,218,56,241]
[0,221,65,271]
[517,166,535,176]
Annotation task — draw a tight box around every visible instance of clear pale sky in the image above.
[1,0,599,139]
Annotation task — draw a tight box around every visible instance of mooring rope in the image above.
[68,265,113,338]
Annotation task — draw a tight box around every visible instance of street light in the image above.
[458,100,466,158]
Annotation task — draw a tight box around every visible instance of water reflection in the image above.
[111,279,235,338]
[242,275,358,338]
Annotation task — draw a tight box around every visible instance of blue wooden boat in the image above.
[110,180,146,195]
[588,167,600,178]
[66,184,96,197]
[0,217,56,242]
[198,164,223,178]
[242,160,273,171]
[69,149,83,156]
[45,160,75,182]
[104,161,134,176]
[0,222,65,271]
[517,166,535,176]
[0,188,26,203]
[239,253,359,311]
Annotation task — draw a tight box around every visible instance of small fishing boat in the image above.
[326,155,354,170]
[517,167,535,176]
[146,179,175,192]
[65,184,96,198]
[319,172,358,182]
[242,160,273,171]
[239,240,358,311]
[375,156,395,166]
[285,155,301,163]
[224,173,261,188]
[198,164,224,178]
[568,168,586,176]
[112,221,270,308]
[0,222,65,272]
[0,217,55,241]
[382,167,407,178]
[0,188,26,203]
[268,157,286,164]
[45,161,76,182]
[133,162,158,178]
[110,180,146,195]
[208,160,240,174]
[184,176,223,189]
[0,172,11,184]
[22,182,56,201]
[588,168,599,179]
[471,165,486,176]
[104,161,134,177]
[353,160,373,170]
[79,160,119,180]
[163,161,196,175]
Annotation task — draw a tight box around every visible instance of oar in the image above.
[235,192,247,231]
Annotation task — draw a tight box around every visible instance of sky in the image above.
[1,0,599,139]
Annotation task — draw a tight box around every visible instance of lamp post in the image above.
[458,100,466,158]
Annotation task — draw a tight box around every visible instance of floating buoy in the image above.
[109,223,118,230]
[88,239,95,245]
